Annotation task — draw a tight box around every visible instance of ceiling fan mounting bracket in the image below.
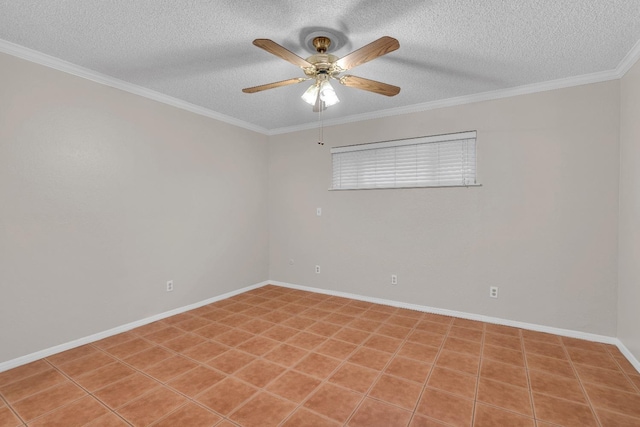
[303,29,344,54]
[312,36,331,53]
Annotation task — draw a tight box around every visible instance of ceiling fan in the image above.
[242,36,400,111]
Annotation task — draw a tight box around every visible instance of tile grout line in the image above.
[520,328,538,426]
[406,316,455,426]
[470,322,487,426]
[206,294,363,426]
[89,300,308,424]
[280,301,438,425]
[0,392,27,427]
[26,356,132,426]
[565,345,640,422]
[607,346,640,394]
[414,320,512,426]
[336,303,436,426]
[0,298,572,427]
[60,346,141,427]
[68,291,640,426]
[18,358,94,425]
[476,336,544,424]
[277,299,367,424]
[87,334,193,424]
[5,285,639,427]
[523,349,640,423]
[559,341,603,427]
[269,299,348,425]
[79,325,247,425]
[247,315,349,425]
[461,325,536,425]
[0,385,27,426]
[463,327,538,425]
[98,295,289,424]
[341,308,429,426]
[278,302,402,426]
[158,305,326,424]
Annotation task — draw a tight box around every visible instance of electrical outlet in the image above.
[316,207,322,216]
[489,286,498,298]
[315,265,321,274]
[391,274,398,285]
[166,280,174,292]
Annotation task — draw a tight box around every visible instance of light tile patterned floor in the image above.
[1,285,639,426]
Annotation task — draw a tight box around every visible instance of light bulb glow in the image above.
[319,81,340,106]
[301,84,319,105]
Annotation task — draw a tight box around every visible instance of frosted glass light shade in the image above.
[319,81,339,106]
[301,84,319,105]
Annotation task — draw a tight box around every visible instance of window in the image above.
[330,131,477,190]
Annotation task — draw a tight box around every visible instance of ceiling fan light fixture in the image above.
[245,36,400,112]
[301,83,319,105]
[319,80,339,107]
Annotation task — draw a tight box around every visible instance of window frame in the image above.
[329,131,480,191]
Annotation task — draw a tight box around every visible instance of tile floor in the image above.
[1,285,639,427]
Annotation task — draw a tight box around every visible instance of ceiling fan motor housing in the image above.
[304,53,340,77]
[299,37,339,79]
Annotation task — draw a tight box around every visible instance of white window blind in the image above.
[331,131,477,190]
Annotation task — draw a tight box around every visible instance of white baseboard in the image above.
[3,279,639,376]
[270,280,640,374]
[617,341,640,374]
[0,281,269,373]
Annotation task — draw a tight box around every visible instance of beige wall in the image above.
[619,60,640,360]
[0,47,631,365]
[269,81,620,336]
[0,53,269,363]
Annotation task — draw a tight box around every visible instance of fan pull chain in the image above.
[317,106,324,145]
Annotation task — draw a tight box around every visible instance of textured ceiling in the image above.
[1,0,639,133]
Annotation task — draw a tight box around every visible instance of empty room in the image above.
[1,1,640,426]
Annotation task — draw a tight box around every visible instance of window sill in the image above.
[328,184,483,191]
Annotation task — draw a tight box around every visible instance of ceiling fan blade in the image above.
[334,36,399,71]
[339,75,400,96]
[253,39,313,68]
[242,77,308,93]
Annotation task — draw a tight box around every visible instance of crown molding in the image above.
[2,37,638,137]
[267,68,620,135]
[615,38,640,78]
[0,39,269,135]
